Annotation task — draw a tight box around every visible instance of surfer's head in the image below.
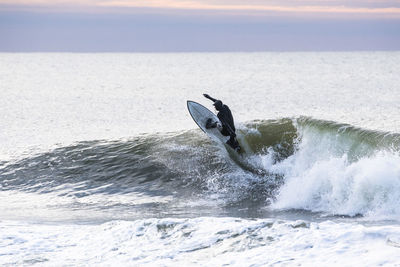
[213,100,223,111]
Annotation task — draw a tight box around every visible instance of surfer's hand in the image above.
[203,94,210,98]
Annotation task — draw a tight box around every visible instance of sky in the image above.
[0,0,399,52]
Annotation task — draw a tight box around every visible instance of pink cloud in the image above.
[0,0,399,16]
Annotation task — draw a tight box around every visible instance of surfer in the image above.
[203,94,240,151]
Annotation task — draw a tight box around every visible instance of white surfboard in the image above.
[187,100,243,154]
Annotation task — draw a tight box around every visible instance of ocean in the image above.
[1,52,400,266]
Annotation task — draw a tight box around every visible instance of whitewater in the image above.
[1,52,400,266]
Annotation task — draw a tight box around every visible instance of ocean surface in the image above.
[1,52,400,266]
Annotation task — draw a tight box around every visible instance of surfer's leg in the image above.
[220,127,230,136]
[227,135,241,152]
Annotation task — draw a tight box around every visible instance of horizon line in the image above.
[1,50,399,53]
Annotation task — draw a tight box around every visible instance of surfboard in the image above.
[187,100,241,153]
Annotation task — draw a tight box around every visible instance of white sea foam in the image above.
[270,125,400,219]
[1,218,399,266]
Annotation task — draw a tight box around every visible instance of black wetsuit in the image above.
[217,105,236,137]
[203,94,239,150]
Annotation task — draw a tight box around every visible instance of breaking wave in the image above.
[1,117,400,220]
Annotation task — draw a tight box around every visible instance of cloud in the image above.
[100,1,400,15]
[1,0,400,16]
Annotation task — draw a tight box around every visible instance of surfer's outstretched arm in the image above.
[203,94,218,102]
